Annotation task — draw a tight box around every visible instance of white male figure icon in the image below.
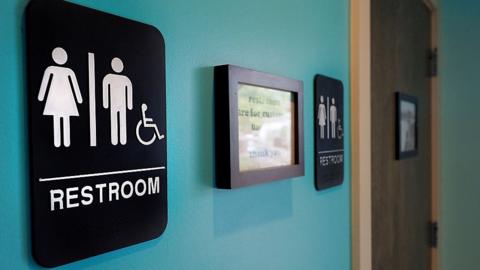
[330,98,337,139]
[318,96,326,139]
[103,57,133,145]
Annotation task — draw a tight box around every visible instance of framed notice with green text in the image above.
[214,65,304,189]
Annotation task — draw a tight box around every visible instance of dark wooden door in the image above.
[371,0,432,269]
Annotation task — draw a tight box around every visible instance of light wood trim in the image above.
[351,0,372,269]
[422,1,439,270]
[430,18,439,270]
[423,1,440,270]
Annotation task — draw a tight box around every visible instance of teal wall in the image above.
[0,0,351,269]
[440,1,480,269]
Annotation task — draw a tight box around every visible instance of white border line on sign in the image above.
[318,149,344,154]
[39,166,166,182]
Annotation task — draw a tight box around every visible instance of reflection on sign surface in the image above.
[237,84,295,172]
[400,100,416,152]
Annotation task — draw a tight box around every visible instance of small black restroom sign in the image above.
[314,75,344,191]
[26,0,167,267]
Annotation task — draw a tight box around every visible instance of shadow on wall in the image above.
[193,66,294,237]
[192,66,216,188]
[18,0,35,267]
[213,181,293,237]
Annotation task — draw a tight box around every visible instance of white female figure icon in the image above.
[318,96,326,139]
[38,47,83,147]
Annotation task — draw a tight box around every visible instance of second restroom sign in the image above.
[26,0,167,267]
[314,75,344,191]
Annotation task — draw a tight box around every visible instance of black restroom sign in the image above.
[26,0,167,267]
[314,75,344,191]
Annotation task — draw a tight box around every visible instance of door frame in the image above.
[422,1,440,269]
[350,0,440,269]
[350,0,372,269]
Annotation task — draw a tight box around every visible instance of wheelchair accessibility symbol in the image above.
[136,103,164,145]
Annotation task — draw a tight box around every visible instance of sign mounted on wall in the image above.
[26,0,167,267]
[214,65,304,189]
[314,75,344,191]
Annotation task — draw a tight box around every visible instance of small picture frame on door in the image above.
[214,65,304,189]
[396,92,418,160]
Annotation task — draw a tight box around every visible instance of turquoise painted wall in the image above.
[440,1,480,269]
[0,0,351,269]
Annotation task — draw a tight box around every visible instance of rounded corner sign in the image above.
[26,1,167,267]
[314,74,344,191]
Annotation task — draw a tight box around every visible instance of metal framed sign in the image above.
[26,0,167,267]
[314,75,344,191]
[214,65,304,189]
